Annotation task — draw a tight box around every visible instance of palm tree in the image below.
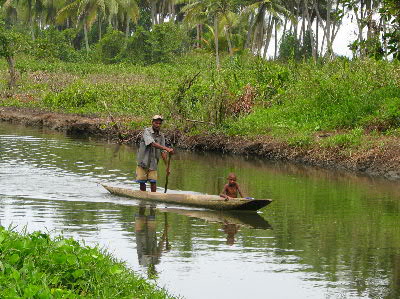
[57,0,107,54]
[115,0,139,40]
[245,0,290,58]
[180,0,238,69]
[4,0,46,39]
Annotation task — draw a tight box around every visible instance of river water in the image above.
[0,122,399,299]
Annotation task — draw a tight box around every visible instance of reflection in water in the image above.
[1,122,400,299]
[135,205,170,277]
[222,223,239,245]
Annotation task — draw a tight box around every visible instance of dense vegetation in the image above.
[0,227,174,298]
[0,0,400,149]
[1,54,399,148]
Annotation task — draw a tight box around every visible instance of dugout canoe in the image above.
[102,184,272,211]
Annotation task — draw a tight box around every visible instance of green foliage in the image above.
[278,32,301,61]
[0,19,26,58]
[381,0,400,59]
[2,53,400,150]
[148,22,189,64]
[97,28,126,64]
[320,128,364,148]
[226,58,400,143]
[43,81,105,110]
[124,26,151,64]
[0,227,173,298]
[123,23,189,65]
[31,27,82,62]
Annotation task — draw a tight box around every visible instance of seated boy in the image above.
[220,173,244,200]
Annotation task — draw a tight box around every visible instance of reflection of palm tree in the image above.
[134,205,170,277]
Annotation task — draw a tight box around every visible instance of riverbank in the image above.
[1,106,399,180]
[1,54,400,180]
[0,227,174,298]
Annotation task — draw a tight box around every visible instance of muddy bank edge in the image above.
[1,106,399,180]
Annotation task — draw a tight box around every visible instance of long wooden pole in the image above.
[164,154,171,193]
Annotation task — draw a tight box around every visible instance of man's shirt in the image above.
[137,127,165,170]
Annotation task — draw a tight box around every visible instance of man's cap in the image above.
[152,115,164,121]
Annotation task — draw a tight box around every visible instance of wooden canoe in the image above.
[102,184,272,211]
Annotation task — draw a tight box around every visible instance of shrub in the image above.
[31,27,81,62]
[43,81,104,110]
[97,29,126,64]
[123,23,189,65]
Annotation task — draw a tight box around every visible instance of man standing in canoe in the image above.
[136,115,174,192]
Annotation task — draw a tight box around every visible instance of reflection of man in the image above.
[222,223,239,245]
[135,206,169,277]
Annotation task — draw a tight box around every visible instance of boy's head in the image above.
[227,173,237,186]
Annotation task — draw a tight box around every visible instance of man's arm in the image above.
[151,142,174,153]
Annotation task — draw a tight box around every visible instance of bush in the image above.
[0,228,173,298]
[123,23,189,65]
[97,29,126,64]
[43,81,105,110]
[31,27,81,62]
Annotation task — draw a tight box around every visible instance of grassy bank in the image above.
[0,227,174,298]
[1,53,400,149]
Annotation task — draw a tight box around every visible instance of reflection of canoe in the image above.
[102,184,272,211]
[159,207,272,229]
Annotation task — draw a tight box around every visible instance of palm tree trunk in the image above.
[6,55,17,89]
[226,26,233,56]
[315,16,319,57]
[214,14,220,70]
[99,18,102,40]
[125,16,130,38]
[196,24,201,48]
[245,13,255,49]
[304,0,317,63]
[83,22,90,54]
[263,17,273,59]
[274,18,278,59]
[125,16,130,47]
[151,1,157,25]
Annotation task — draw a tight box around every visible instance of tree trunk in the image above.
[125,17,130,38]
[125,16,130,47]
[245,13,255,49]
[226,26,233,56]
[263,16,274,59]
[304,0,317,63]
[315,16,319,57]
[6,55,17,89]
[83,22,90,54]
[214,15,220,70]
[325,0,332,58]
[99,18,102,40]
[274,18,278,59]
[196,24,201,48]
[151,1,157,25]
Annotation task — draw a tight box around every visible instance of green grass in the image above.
[1,53,400,149]
[0,227,175,298]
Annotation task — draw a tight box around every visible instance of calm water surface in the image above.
[0,122,399,299]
